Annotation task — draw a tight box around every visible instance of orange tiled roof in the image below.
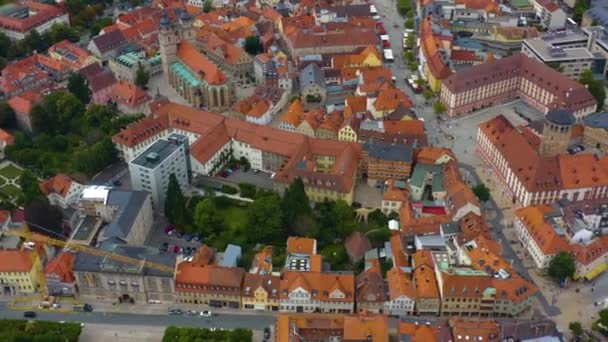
[412,250,440,299]
[0,128,14,145]
[515,205,571,255]
[420,17,452,80]
[112,80,152,108]
[0,250,34,272]
[39,174,74,197]
[373,87,413,112]
[175,263,244,291]
[387,266,415,300]
[451,319,500,342]
[281,99,305,127]
[415,146,455,164]
[383,186,408,202]
[251,246,273,274]
[177,40,227,85]
[242,273,280,299]
[280,271,355,302]
[287,236,316,255]
[398,321,439,341]
[7,91,42,115]
[45,252,75,283]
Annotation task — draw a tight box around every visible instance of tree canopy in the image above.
[433,101,446,114]
[162,326,252,342]
[0,319,82,342]
[135,66,150,89]
[579,69,606,110]
[67,73,91,105]
[246,192,284,244]
[164,174,188,227]
[18,170,45,207]
[472,183,491,202]
[0,102,16,129]
[244,36,263,55]
[193,198,224,236]
[548,252,576,283]
[281,177,311,234]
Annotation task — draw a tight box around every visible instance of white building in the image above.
[128,133,190,208]
[533,0,566,30]
[0,2,70,41]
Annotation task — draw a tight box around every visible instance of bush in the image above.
[239,182,257,199]
[220,184,238,195]
[405,19,415,29]
[366,229,392,247]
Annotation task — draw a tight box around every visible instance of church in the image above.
[158,11,235,112]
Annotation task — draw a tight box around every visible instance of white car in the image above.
[373,15,381,21]
[200,310,212,317]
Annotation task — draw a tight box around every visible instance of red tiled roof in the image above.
[177,41,227,85]
[45,252,75,283]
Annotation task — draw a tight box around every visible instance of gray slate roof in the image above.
[73,241,175,277]
[101,190,150,242]
[299,63,325,89]
[362,142,413,163]
[583,112,608,130]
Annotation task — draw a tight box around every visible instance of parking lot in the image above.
[144,215,203,258]
[223,169,275,190]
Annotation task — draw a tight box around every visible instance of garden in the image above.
[0,162,24,201]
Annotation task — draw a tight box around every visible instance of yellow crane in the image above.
[3,228,175,274]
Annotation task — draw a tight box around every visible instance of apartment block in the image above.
[129,133,190,208]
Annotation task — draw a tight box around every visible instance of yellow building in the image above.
[242,274,280,311]
[0,250,42,296]
[338,124,358,142]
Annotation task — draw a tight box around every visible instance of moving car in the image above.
[264,327,271,339]
[23,311,36,318]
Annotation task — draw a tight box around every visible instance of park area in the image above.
[0,319,82,342]
[0,162,24,201]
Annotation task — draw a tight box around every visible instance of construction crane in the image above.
[3,227,175,274]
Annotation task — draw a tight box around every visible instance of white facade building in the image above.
[128,134,189,208]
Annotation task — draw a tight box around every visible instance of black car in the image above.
[160,242,169,252]
[264,327,271,339]
[113,180,122,186]
[168,308,183,315]
[23,311,36,318]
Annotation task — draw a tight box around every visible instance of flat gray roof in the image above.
[72,216,102,241]
[131,134,186,169]
[524,37,594,61]
[102,190,150,242]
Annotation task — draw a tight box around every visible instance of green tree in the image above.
[164,174,188,227]
[203,0,214,12]
[433,101,446,114]
[405,19,415,29]
[569,321,584,341]
[599,308,608,326]
[135,66,150,89]
[548,251,576,283]
[193,198,223,236]
[408,62,418,71]
[67,73,91,105]
[90,17,113,36]
[246,192,284,244]
[18,170,45,207]
[320,244,348,268]
[281,177,311,232]
[573,0,590,23]
[579,69,606,110]
[331,200,356,238]
[472,183,490,202]
[244,36,262,55]
[422,89,433,103]
[238,183,257,199]
[48,23,79,43]
[0,32,11,58]
[0,102,16,128]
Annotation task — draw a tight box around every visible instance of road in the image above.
[0,301,275,330]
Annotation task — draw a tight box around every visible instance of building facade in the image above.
[0,250,42,296]
[129,134,189,208]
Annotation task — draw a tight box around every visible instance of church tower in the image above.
[179,10,195,45]
[539,108,576,158]
[158,12,178,77]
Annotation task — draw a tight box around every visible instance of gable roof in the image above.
[177,40,227,85]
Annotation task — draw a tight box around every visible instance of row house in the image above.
[361,142,414,187]
[279,271,355,314]
[440,54,597,118]
[385,267,415,316]
[175,263,245,309]
[253,52,295,93]
[275,312,389,341]
[242,273,280,311]
[355,260,387,313]
[232,85,287,126]
[476,114,608,207]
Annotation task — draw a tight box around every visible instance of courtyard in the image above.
[0,162,24,201]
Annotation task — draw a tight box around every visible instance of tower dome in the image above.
[546,108,575,126]
[180,9,192,22]
[160,13,170,27]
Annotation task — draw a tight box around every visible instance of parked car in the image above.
[23,311,36,318]
[252,169,259,174]
[568,145,585,154]
[220,171,229,178]
[372,15,380,20]
[113,180,122,186]
[168,308,183,315]
[161,242,169,252]
[186,310,198,316]
[200,310,213,317]
[382,40,391,48]
[183,233,194,242]
[164,226,174,234]
[173,245,180,253]
[264,327,271,339]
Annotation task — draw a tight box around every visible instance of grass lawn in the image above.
[219,206,248,231]
[0,184,21,198]
[0,164,23,180]
[0,177,6,187]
